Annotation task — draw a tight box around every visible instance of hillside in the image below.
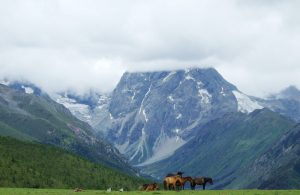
[0,84,136,174]
[0,136,147,189]
[241,123,300,189]
[140,109,296,189]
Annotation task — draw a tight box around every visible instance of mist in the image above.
[0,0,300,97]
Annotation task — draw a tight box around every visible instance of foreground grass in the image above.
[0,188,299,195]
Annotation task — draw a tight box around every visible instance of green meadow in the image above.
[0,188,299,195]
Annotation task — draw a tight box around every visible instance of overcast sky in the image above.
[0,0,299,97]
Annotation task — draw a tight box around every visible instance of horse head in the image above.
[177,171,184,176]
[206,177,213,185]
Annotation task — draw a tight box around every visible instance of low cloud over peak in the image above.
[0,0,299,97]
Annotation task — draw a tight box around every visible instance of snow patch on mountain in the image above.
[56,95,92,122]
[233,90,263,113]
[0,79,10,86]
[221,87,226,96]
[21,86,34,94]
[198,89,212,104]
[138,85,152,114]
[176,114,182,119]
[142,109,149,122]
[168,95,174,102]
[163,71,176,82]
[185,75,196,81]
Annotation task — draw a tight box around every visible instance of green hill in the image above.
[242,123,300,189]
[141,108,296,189]
[0,136,147,189]
[0,84,136,174]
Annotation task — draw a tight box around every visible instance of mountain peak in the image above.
[122,67,237,90]
[270,85,300,100]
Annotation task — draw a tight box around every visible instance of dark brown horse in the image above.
[191,177,213,190]
[140,184,149,191]
[145,183,159,191]
[175,176,193,190]
[166,171,184,177]
[140,183,159,191]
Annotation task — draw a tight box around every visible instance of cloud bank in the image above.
[0,0,300,97]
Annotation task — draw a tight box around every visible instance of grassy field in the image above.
[0,188,299,195]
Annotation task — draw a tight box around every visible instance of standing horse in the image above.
[164,172,184,190]
[175,176,193,190]
[164,175,181,190]
[191,177,213,190]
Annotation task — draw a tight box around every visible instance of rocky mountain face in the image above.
[63,68,263,167]
[140,108,295,188]
[105,68,264,165]
[0,84,136,175]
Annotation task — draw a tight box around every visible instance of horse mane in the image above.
[183,176,193,181]
[166,171,184,178]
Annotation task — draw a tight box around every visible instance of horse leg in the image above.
[203,183,206,190]
[163,181,167,190]
[190,184,194,190]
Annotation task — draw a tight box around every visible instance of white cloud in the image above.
[0,0,299,97]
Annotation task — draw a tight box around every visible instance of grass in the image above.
[0,188,299,195]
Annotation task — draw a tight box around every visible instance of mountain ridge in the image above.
[0,84,137,175]
[2,68,300,189]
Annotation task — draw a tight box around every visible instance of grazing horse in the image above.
[145,183,159,191]
[175,176,193,190]
[191,177,213,190]
[164,175,181,190]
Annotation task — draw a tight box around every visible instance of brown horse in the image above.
[164,175,181,190]
[139,184,149,191]
[145,183,159,191]
[191,177,213,190]
[175,176,193,190]
[140,183,159,191]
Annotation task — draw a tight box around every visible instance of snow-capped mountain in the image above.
[82,68,264,165]
[2,69,300,188]
[53,91,111,127]
[4,69,296,167]
[0,79,43,96]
